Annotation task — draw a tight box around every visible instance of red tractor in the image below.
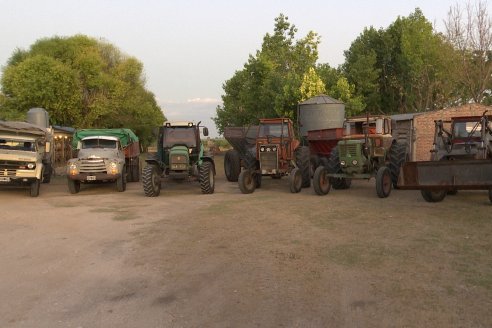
[224,118,310,193]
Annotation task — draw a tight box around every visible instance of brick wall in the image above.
[413,104,491,161]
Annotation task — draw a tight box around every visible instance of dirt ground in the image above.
[0,154,491,328]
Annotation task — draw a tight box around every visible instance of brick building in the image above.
[392,104,492,161]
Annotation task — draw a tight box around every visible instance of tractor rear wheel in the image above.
[224,149,241,182]
[421,189,446,202]
[295,146,311,188]
[67,179,80,194]
[376,166,392,198]
[142,165,161,197]
[388,142,407,188]
[327,147,351,189]
[313,166,331,195]
[289,168,302,193]
[238,169,256,194]
[200,161,215,194]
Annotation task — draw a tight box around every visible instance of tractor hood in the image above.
[169,145,189,156]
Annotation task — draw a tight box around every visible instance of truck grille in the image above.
[259,145,278,171]
[339,144,358,157]
[79,159,107,173]
[0,160,32,177]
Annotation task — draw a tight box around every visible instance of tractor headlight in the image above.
[272,147,277,152]
[352,159,358,166]
[267,147,271,152]
[340,160,346,167]
[260,147,265,152]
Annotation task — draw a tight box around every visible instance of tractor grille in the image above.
[339,144,358,157]
[79,159,106,173]
[259,145,278,171]
[171,154,187,164]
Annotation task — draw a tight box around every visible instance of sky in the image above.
[0,0,478,136]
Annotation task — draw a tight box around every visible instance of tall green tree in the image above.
[214,14,320,133]
[1,35,164,147]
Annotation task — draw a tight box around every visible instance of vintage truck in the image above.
[67,128,140,193]
[0,120,54,197]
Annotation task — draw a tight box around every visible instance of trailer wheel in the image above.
[238,169,255,194]
[224,149,241,182]
[388,142,407,188]
[295,146,311,188]
[327,147,351,189]
[421,189,446,202]
[116,168,127,192]
[30,179,40,197]
[313,166,331,195]
[376,166,392,198]
[199,161,215,194]
[142,165,161,197]
[289,168,302,193]
[67,179,80,194]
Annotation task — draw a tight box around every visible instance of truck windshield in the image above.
[0,138,36,151]
[163,128,196,148]
[258,123,287,138]
[81,139,118,149]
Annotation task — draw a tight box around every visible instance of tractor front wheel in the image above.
[142,165,161,197]
[238,170,256,194]
[200,161,215,194]
[313,166,331,196]
[295,146,311,188]
[376,166,392,198]
[289,168,302,193]
[421,189,446,202]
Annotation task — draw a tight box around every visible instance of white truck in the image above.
[0,121,54,197]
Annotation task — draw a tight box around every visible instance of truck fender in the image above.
[201,156,216,175]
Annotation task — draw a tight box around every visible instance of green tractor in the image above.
[312,115,407,198]
[142,121,215,196]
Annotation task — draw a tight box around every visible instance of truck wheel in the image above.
[327,147,351,189]
[224,149,241,182]
[30,179,40,197]
[116,172,126,192]
[200,161,215,194]
[142,165,161,197]
[295,146,311,188]
[421,189,446,202]
[42,164,52,184]
[388,142,407,188]
[376,166,392,198]
[289,168,302,193]
[67,179,80,194]
[313,166,331,196]
[238,169,255,194]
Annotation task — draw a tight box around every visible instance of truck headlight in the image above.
[109,162,118,174]
[69,163,78,175]
[27,163,36,169]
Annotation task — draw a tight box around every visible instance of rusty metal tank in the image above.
[297,95,345,137]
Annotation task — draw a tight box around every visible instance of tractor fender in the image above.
[201,156,216,175]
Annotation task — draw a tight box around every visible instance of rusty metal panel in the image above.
[398,160,492,190]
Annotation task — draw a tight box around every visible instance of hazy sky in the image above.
[0,0,475,136]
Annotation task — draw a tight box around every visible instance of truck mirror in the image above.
[203,127,209,137]
[45,142,51,153]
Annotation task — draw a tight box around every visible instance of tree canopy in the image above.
[0,35,164,147]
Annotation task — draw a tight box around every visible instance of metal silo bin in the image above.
[297,95,345,137]
[27,107,50,128]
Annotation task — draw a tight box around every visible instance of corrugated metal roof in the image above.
[299,94,344,105]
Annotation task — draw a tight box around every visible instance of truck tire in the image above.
[116,170,126,192]
[238,169,255,194]
[289,168,302,193]
[327,147,351,189]
[68,179,80,194]
[224,149,241,182]
[132,160,140,182]
[200,161,215,194]
[313,166,331,196]
[388,142,407,188]
[142,165,161,197]
[376,166,392,198]
[42,164,52,184]
[421,189,446,203]
[295,146,311,188]
[30,179,40,197]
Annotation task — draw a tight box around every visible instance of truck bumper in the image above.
[68,173,121,182]
[0,176,38,185]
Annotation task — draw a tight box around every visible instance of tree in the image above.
[445,0,492,104]
[300,67,326,101]
[0,35,164,147]
[213,14,320,134]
